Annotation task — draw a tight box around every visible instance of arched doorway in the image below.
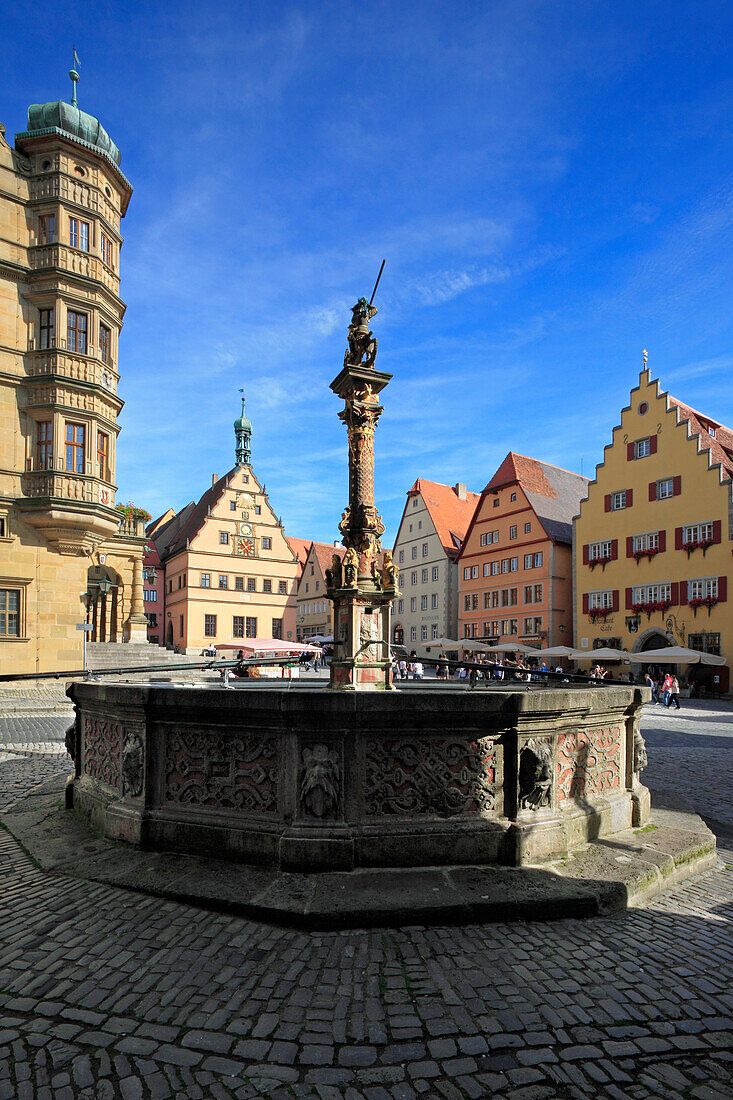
[86,565,122,642]
[166,619,174,648]
[393,624,404,646]
[636,629,670,652]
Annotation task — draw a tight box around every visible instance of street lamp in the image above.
[97,577,113,597]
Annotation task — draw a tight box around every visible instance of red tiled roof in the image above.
[477,452,589,547]
[162,470,236,559]
[407,479,480,558]
[310,541,346,579]
[286,537,311,568]
[668,396,733,480]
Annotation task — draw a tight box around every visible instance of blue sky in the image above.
[6,1,733,544]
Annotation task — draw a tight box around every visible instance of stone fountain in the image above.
[66,296,659,875]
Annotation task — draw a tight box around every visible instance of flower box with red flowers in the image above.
[588,606,612,621]
[115,501,152,524]
[632,599,671,617]
[690,595,718,615]
[632,547,659,563]
[588,554,612,570]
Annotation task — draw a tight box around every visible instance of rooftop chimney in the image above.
[212,473,218,486]
[454,482,467,500]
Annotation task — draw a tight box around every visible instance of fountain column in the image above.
[327,298,399,690]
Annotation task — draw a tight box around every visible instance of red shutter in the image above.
[713,520,722,544]
[582,544,589,565]
[582,594,589,613]
[670,582,679,606]
[611,539,618,561]
[626,488,633,507]
[649,434,658,454]
[612,590,619,612]
[657,529,666,553]
[679,579,688,605]
[604,494,611,512]
[626,536,634,558]
[625,587,633,610]
[675,527,683,550]
[673,476,682,496]
[649,481,656,501]
[718,577,727,602]
[627,442,635,461]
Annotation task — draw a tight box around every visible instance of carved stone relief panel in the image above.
[164,729,279,814]
[82,716,122,788]
[299,743,341,818]
[557,726,621,802]
[364,737,497,817]
[518,736,553,810]
[121,731,145,798]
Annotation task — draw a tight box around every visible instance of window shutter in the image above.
[679,579,688,605]
[626,536,634,558]
[649,434,658,454]
[625,587,633,609]
[627,442,635,461]
[582,544,589,565]
[670,582,678,606]
[649,481,656,502]
[673,475,682,496]
[626,488,633,507]
[713,520,722,544]
[611,539,618,561]
[675,526,683,550]
[582,593,589,614]
[657,529,666,553]
[718,576,727,602]
[604,494,611,512]
[612,590,619,612]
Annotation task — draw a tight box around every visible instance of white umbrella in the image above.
[533,645,577,658]
[627,646,726,666]
[575,647,631,662]
[484,641,540,655]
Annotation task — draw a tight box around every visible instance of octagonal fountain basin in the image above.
[66,681,651,872]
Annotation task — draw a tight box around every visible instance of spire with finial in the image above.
[234,388,252,467]
[642,348,648,371]
[69,46,80,108]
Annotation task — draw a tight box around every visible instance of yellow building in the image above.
[158,400,304,652]
[296,541,344,641]
[574,363,732,690]
[0,80,146,675]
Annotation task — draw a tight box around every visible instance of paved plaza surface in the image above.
[0,693,731,1099]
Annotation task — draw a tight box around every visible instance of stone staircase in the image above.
[85,643,218,682]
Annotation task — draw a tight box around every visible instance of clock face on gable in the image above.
[239,538,255,556]
[237,522,253,536]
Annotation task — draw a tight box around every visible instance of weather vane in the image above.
[69,46,81,108]
[642,348,648,369]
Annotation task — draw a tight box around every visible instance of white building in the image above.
[391,479,479,653]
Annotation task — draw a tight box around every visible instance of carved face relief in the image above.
[300,744,340,818]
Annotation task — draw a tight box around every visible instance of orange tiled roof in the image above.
[407,479,480,558]
[286,537,311,568]
[482,452,589,545]
[668,396,733,480]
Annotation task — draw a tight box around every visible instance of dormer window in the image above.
[709,426,716,438]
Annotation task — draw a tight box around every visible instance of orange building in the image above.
[457,454,589,646]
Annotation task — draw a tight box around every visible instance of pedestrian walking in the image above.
[668,675,681,710]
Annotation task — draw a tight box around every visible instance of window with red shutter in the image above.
[718,577,727,602]
[612,590,619,612]
[670,583,679,605]
[582,594,589,613]
[582,544,589,565]
[713,520,722,544]
[611,539,618,561]
[649,434,657,454]
[604,494,611,512]
[649,482,656,502]
[626,489,633,507]
[675,527,683,550]
[673,476,682,496]
[657,530,666,552]
[625,587,633,609]
[679,579,688,605]
[627,442,635,461]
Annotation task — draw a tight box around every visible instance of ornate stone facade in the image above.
[556,726,621,801]
[364,736,497,817]
[163,729,279,814]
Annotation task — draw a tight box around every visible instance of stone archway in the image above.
[86,564,123,642]
[633,628,671,653]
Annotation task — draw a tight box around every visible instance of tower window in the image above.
[99,324,111,365]
[37,421,53,470]
[101,233,114,267]
[64,422,85,473]
[97,431,109,480]
[38,214,55,244]
[69,218,89,251]
[39,309,54,349]
[67,311,88,354]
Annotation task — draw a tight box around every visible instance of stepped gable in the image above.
[667,395,733,480]
[410,478,480,559]
[161,471,236,558]
[486,452,590,545]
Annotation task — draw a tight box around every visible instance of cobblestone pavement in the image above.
[0,700,731,1099]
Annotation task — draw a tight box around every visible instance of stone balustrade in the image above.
[67,682,650,871]
[29,243,118,293]
[26,348,118,392]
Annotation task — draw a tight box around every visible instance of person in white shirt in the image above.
[412,661,424,680]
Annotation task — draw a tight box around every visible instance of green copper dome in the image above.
[234,411,252,432]
[23,101,121,166]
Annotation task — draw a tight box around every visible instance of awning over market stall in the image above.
[627,646,726,666]
[214,639,322,654]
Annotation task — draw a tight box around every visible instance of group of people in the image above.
[394,656,424,679]
[645,670,681,709]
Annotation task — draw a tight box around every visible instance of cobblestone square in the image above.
[0,694,731,1099]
